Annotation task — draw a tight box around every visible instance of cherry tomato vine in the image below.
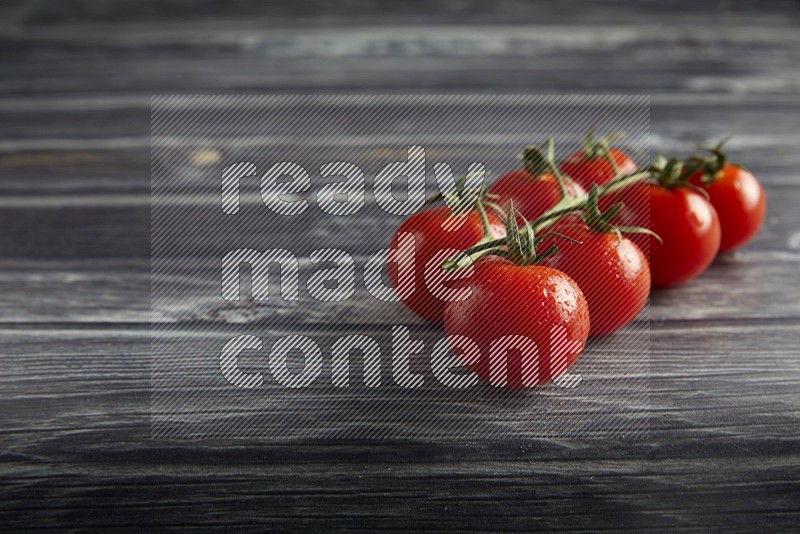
[387,122,766,388]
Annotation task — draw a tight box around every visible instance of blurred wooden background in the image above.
[1,0,800,530]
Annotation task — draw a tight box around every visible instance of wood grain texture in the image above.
[1,249,799,325]
[2,323,799,529]
[1,0,800,530]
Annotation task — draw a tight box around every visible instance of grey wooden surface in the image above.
[2,0,800,530]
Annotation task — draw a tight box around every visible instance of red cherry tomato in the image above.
[605,183,721,288]
[688,163,766,253]
[488,169,586,223]
[541,222,651,337]
[559,147,637,189]
[443,256,590,389]
[388,206,505,322]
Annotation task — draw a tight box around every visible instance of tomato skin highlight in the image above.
[488,169,586,222]
[388,206,505,323]
[606,183,721,288]
[558,147,638,189]
[688,163,766,253]
[541,223,651,337]
[443,257,590,389]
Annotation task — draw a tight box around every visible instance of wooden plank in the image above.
[0,181,794,258]
[1,323,798,529]
[0,97,797,260]
[1,0,799,528]
[3,100,800,152]
[1,247,799,324]
[7,0,799,28]
[1,13,800,96]
[2,52,798,96]
[1,101,799,194]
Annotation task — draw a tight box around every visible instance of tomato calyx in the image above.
[441,142,657,270]
[443,203,579,270]
[580,119,626,171]
[685,137,732,184]
[519,138,579,197]
[647,155,710,200]
[529,165,651,232]
[503,204,566,266]
[516,136,645,231]
[438,198,509,270]
[423,167,504,216]
[580,184,663,245]
[582,184,623,234]
[421,170,507,242]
